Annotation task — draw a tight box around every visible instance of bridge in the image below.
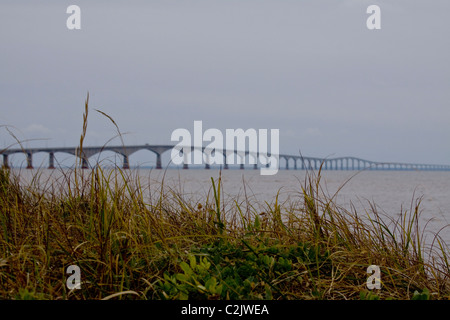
[1,144,450,171]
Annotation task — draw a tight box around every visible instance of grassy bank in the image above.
[0,164,449,300]
[1,95,449,300]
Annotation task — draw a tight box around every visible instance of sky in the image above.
[1,0,450,167]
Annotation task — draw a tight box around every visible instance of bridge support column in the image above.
[26,153,33,169]
[223,156,228,169]
[81,157,89,169]
[123,154,130,169]
[204,153,211,169]
[156,153,162,169]
[285,158,289,170]
[2,154,9,169]
[240,164,244,170]
[253,163,258,170]
[48,152,55,169]
[181,150,189,169]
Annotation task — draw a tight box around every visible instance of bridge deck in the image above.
[1,145,450,171]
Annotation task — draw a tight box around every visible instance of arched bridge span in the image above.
[2,145,450,171]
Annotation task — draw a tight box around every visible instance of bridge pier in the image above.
[156,154,162,169]
[26,153,33,169]
[48,152,55,169]
[81,157,89,169]
[204,153,211,169]
[123,154,130,169]
[240,164,244,170]
[2,154,9,169]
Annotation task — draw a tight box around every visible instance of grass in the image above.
[0,95,449,300]
[1,165,449,300]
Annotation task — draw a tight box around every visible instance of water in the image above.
[11,168,450,247]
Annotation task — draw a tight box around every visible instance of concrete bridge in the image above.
[1,144,450,171]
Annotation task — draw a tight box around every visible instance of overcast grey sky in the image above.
[1,0,450,167]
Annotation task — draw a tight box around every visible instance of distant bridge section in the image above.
[1,144,450,171]
[277,155,450,171]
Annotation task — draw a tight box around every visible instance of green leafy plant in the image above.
[412,288,431,300]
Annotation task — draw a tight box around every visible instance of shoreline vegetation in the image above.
[1,96,449,300]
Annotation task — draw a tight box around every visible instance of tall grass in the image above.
[0,95,449,300]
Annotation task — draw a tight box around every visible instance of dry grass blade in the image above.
[0,96,449,300]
